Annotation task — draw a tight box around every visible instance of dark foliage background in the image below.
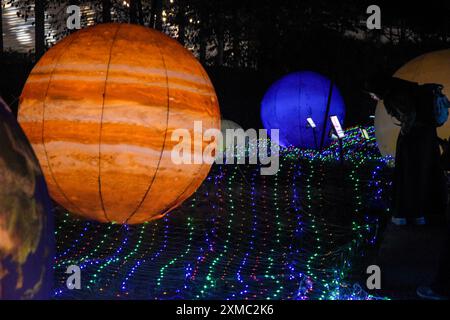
[1,0,449,128]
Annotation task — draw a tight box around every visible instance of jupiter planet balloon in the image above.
[18,23,221,224]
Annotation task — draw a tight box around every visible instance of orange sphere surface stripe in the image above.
[18,23,221,224]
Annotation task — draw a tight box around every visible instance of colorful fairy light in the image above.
[54,126,391,300]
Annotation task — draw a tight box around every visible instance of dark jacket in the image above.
[382,77,435,134]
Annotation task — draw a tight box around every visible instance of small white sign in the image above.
[330,116,345,139]
[360,128,370,140]
[306,117,316,128]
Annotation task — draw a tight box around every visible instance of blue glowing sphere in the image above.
[261,71,346,149]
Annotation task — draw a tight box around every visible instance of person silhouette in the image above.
[366,76,448,226]
[366,75,449,300]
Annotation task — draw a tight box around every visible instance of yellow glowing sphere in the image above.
[375,49,450,158]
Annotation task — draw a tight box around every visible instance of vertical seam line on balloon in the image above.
[98,24,121,223]
[274,80,285,146]
[158,60,217,216]
[297,73,302,148]
[125,31,172,224]
[41,32,87,217]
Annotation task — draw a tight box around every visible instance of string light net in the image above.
[53,126,391,300]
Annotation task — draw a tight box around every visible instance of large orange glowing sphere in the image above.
[18,24,221,224]
[375,49,450,158]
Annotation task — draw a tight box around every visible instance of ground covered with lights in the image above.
[53,127,393,300]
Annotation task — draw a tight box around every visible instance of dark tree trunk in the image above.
[198,9,208,65]
[102,0,111,23]
[232,8,240,68]
[137,0,144,25]
[150,0,163,30]
[175,0,186,45]
[130,0,138,24]
[199,38,206,64]
[215,4,225,66]
[232,34,240,68]
[154,0,163,31]
[35,0,46,60]
[0,2,3,54]
[150,0,156,27]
